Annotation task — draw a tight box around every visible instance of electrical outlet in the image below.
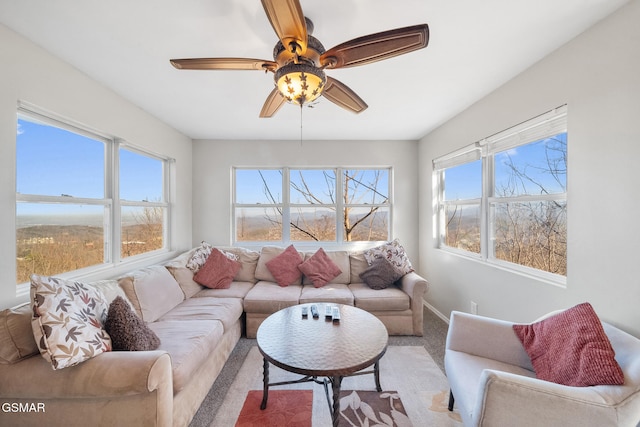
[470,301,478,315]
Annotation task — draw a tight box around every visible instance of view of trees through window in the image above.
[438,108,567,278]
[491,134,567,275]
[16,110,167,284]
[234,168,390,243]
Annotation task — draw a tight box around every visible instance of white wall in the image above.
[419,0,640,336]
[192,139,420,266]
[0,25,193,310]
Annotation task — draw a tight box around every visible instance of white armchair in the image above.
[444,310,640,427]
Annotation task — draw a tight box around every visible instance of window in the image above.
[119,148,167,259]
[16,105,170,285]
[234,168,390,244]
[434,105,567,281]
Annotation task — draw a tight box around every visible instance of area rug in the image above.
[338,390,409,426]
[235,390,313,427]
[211,346,462,427]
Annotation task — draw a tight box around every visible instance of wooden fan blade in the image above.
[260,88,287,118]
[320,24,429,69]
[261,0,307,54]
[170,58,277,72]
[322,77,368,114]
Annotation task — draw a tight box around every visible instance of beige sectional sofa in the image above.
[0,243,428,427]
[242,246,428,338]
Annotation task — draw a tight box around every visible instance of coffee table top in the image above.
[257,303,388,377]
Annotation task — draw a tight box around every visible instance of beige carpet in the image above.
[210,346,462,427]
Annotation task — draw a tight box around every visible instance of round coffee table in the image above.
[256,303,388,427]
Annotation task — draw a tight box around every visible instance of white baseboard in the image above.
[423,300,450,324]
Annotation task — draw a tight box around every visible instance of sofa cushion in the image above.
[104,296,160,351]
[194,248,242,289]
[364,238,414,275]
[298,248,343,287]
[194,281,255,299]
[158,297,244,332]
[148,319,225,393]
[359,257,404,290]
[264,245,304,287]
[512,302,624,387]
[118,265,184,322]
[256,246,303,285]
[166,266,204,299]
[30,275,112,370]
[216,246,260,283]
[164,246,198,269]
[0,303,39,364]
[243,282,303,313]
[348,282,410,312]
[89,279,133,305]
[349,251,370,283]
[299,284,354,305]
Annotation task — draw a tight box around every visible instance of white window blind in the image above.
[433,144,482,171]
[481,105,567,153]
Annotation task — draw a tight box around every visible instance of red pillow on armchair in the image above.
[512,302,624,387]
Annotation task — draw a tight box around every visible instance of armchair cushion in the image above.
[512,302,624,387]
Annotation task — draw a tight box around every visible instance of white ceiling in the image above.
[0,0,630,141]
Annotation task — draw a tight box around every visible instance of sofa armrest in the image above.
[446,311,533,370]
[0,350,172,399]
[473,369,628,426]
[398,272,429,335]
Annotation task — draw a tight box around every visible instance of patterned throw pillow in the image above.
[265,244,304,287]
[359,257,404,290]
[104,296,160,351]
[194,248,242,289]
[30,275,112,370]
[364,239,414,275]
[512,302,624,387]
[186,241,238,273]
[298,248,342,288]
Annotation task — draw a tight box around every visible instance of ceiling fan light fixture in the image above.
[275,62,326,106]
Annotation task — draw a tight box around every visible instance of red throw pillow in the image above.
[265,245,303,287]
[512,302,624,387]
[193,248,241,289]
[298,248,342,288]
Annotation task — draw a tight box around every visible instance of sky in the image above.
[444,134,567,200]
[235,168,389,205]
[16,116,163,218]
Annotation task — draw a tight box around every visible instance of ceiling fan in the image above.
[170,0,429,118]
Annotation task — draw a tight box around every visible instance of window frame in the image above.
[16,103,172,291]
[232,166,392,247]
[434,105,567,285]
